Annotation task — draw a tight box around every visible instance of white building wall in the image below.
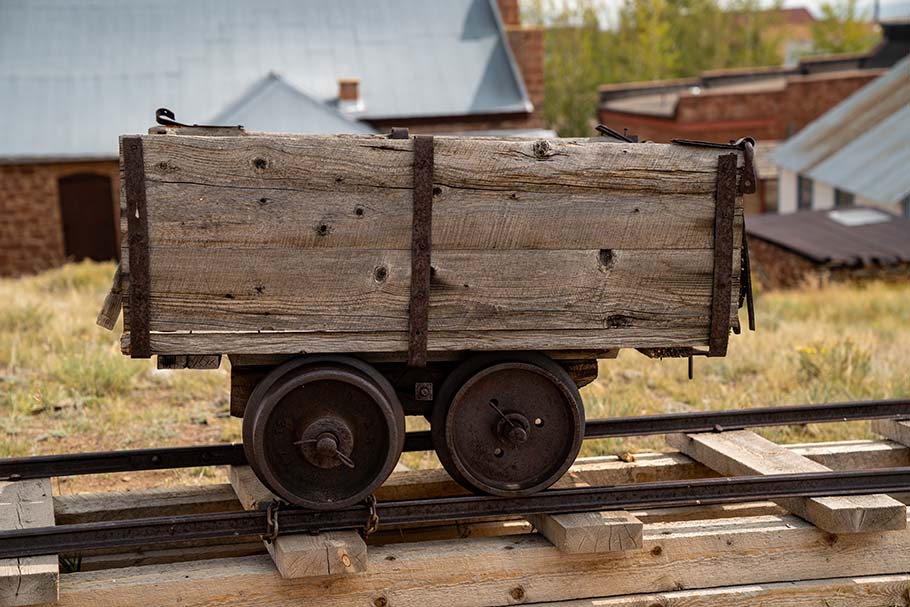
[813,181,835,210]
[778,168,797,214]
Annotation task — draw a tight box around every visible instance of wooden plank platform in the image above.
[33,439,910,606]
[667,430,907,533]
[0,479,57,607]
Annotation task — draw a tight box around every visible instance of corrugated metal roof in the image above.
[211,73,376,135]
[772,55,910,205]
[746,206,910,266]
[0,0,531,161]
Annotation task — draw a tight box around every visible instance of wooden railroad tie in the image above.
[5,439,910,606]
[667,430,906,533]
[0,479,57,607]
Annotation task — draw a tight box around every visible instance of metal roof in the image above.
[211,73,377,135]
[0,0,531,161]
[772,55,910,205]
[746,206,910,266]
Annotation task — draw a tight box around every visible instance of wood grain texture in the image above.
[54,512,910,607]
[0,479,58,607]
[125,133,745,356]
[265,532,367,579]
[871,418,910,447]
[532,574,910,607]
[667,430,907,533]
[527,510,643,553]
[54,484,240,525]
[229,466,367,578]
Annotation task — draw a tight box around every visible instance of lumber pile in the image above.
[5,436,910,607]
[116,132,747,356]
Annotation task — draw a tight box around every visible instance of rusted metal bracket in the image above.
[672,137,756,194]
[708,153,738,357]
[740,221,756,332]
[122,136,151,358]
[388,127,410,139]
[408,135,434,368]
[154,108,242,129]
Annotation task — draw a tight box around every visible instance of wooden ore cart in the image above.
[102,124,755,509]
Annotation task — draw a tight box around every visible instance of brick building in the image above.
[0,0,544,277]
[596,21,910,214]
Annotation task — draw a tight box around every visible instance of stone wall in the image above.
[0,160,119,277]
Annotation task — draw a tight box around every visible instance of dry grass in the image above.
[1,261,908,491]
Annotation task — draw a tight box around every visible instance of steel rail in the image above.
[2,467,910,558]
[2,398,908,481]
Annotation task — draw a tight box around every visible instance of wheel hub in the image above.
[496,412,531,446]
[297,417,354,469]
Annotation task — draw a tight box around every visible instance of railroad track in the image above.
[3,398,908,481]
[2,398,909,559]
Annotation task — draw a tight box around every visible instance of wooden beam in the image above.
[228,466,367,579]
[527,511,642,553]
[0,479,58,607]
[530,574,910,607]
[667,430,906,533]
[871,418,910,448]
[53,512,910,607]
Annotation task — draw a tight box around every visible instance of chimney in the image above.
[338,78,363,112]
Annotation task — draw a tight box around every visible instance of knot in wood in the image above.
[510,586,526,601]
[532,139,553,159]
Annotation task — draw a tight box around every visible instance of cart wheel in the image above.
[243,355,405,509]
[431,352,585,496]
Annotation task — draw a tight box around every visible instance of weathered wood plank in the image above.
[54,512,910,607]
[0,479,57,607]
[229,466,367,578]
[53,484,240,525]
[667,430,907,533]
[527,510,643,553]
[532,574,910,607]
[265,532,367,579]
[146,248,737,333]
[871,418,910,447]
[146,181,742,251]
[140,135,740,198]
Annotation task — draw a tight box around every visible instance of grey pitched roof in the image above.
[772,55,910,206]
[746,206,910,266]
[211,73,377,135]
[0,0,531,161]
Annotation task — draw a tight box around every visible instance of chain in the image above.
[363,495,380,536]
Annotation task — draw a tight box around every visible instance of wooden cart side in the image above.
[113,132,749,359]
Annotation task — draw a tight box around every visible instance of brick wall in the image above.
[0,160,119,277]
[496,0,521,26]
[598,70,880,144]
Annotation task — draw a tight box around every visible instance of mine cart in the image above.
[101,120,755,509]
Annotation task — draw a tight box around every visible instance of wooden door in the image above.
[58,173,118,262]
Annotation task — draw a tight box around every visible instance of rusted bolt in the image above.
[354,205,365,217]
[252,157,268,169]
[510,586,525,601]
[432,186,442,196]
[650,545,663,556]
[317,223,330,236]
[373,598,388,607]
[373,265,388,283]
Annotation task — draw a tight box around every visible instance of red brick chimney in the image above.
[338,78,363,112]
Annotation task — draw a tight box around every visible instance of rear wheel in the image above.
[432,352,585,496]
[242,355,405,509]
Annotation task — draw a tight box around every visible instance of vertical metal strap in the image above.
[122,136,151,358]
[408,136,434,368]
[708,153,737,357]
